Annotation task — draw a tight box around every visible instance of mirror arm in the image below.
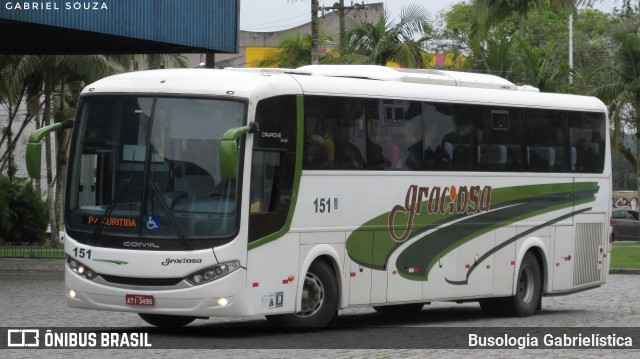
[25,119,74,179]
[219,123,256,180]
[221,122,256,141]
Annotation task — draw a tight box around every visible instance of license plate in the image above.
[125,294,155,306]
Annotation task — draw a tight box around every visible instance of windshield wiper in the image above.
[150,182,191,250]
[91,177,131,245]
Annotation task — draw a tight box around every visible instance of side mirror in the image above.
[219,123,256,179]
[25,119,74,179]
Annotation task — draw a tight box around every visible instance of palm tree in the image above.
[469,32,516,79]
[13,55,131,245]
[594,32,640,198]
[342,4,432,68]
[256,31,336,68]
[472,0,599,40]
[512,36,563,92]
[288,0,321,64]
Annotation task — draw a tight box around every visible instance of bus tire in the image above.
[138,313,196,327]
[266,260,338,329]
[373,303,424,314]
[504,252,541,317]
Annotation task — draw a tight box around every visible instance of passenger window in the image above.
[448,105,475,171]
[569,112,605,173]
[476,108,523,171]
[367,99,422,170]
[304,96,366,170]
[411,103,454,171]
[525,110,566,172]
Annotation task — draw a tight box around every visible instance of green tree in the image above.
[594,32,640,196]
[257,31,337,68]
[473,32,516,78]
[473,0,593,38]
[512,36,564,92]
[13,55,131,245]
[342,4,432,67]
[440,2,615,91]
[0,176,48,243]
[0,56,27,181]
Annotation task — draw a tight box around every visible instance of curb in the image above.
[609,268,640,275]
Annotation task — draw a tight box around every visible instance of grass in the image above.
[610,240,640,270]
[0,243,64,259]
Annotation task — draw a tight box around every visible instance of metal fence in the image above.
[0,243,64,259]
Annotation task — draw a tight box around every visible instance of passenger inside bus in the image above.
[575,138,598,173]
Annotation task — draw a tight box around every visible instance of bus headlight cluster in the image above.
[67,257,98,281]
[186,261,240,286]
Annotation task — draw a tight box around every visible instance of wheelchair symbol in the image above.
[146,216,159,230]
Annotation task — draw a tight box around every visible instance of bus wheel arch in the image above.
[296,245,343,312]
[266,258,339,328]
[515,238,549,295]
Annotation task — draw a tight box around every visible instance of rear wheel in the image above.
[138,313,197,327]
[266,260,338,328]
[503,252,541,317]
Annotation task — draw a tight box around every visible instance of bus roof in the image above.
[82,65,607,113]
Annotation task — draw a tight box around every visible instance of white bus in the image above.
[27,65,612,328]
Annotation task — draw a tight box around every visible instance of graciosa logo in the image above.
[388,185,492,242]
[161,258,203,266]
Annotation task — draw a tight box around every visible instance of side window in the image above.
[249,95,297,242]
[404,102,454,171]
[476,107,523,171]
[449,105,476,171]
[525,110,566,172]
[304,96,366,170]
[366,99,422,170]
[569,112,605,173]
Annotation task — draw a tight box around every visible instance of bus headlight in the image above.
[67,257,98,281]
[186,261,240,286]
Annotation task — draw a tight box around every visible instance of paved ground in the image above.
[0,259,639,358]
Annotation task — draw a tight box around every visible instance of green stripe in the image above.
[93,259,128,265]
[444,208,591,285]
[346,182,599,279]
[395,184,598,281]
[247,95,304,250]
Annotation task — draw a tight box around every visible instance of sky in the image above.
[239,0,620,32]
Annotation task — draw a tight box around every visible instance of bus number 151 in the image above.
[314,197,338,213]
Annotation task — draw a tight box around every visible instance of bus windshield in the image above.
[65,95,245,250]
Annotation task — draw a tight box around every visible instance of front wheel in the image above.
[138,313,197,327]
[266,260,338,329]
[504,252,542,317]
